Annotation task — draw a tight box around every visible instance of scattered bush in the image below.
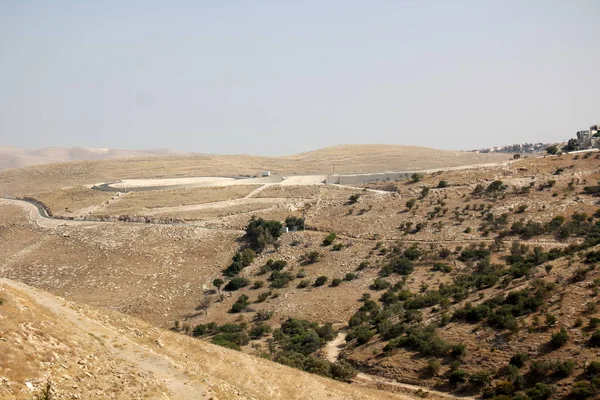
[347,194,361,204]
[314,276,328,287]
[550,328,569,349]
[589,329,600,347]
[322,233,337,246]
[224,277,250,291]
[526,382,552,400]
[300,251,321,265]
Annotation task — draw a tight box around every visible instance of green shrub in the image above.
[297,279,310,288]
[224,277,250,291]
[285,216,305,230]
[347,194,361,204]
[550,328,569,348]
[344,273,358,281]
[347,324,375,345]
[509,353,529,368]
[252,280,264,290]
[554,360,575,377]
[469,371,491,388]
[330,360,357,381]
[256,291,271,303]
[244,216,283,251]
[322,233,337,246]
[530,360,553,377]
[526,382,552,400]
[314,276,328,287]
[255,309,274,321]
[571,381,596,400]
[451,343,467,358]
[331,278,342,287]
[300,251,321,265]
[411,173,424,183]
[332,243,344,251]
[370,277,391,290]
[296,269,307,278]
[230,295,250,313]
[249,323,271,339]
[449,369,469,386]
[427,359,441,376]
[406,198,416,209]
[585,361,600,377]
[589,329,600,347]
[269,271,294,288]
[437,180,449,188]
[404,246,421,261]
[432,262,452,273]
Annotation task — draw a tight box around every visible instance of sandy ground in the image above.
[141,197,293,216]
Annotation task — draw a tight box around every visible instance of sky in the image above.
[0,1,599,156]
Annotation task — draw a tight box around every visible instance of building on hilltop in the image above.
[575,125,600,151]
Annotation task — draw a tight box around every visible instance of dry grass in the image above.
[255,185,323,198]
[0,284,164,399]
[27,186,114,217]
[0,144,509,195]
[94,185,261,216]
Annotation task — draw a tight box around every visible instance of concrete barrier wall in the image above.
[325,173,412,185]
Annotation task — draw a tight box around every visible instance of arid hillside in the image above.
[0,279,413,400]
[1,151,599,399]
[0,144,509,195]
[0,146,195,171]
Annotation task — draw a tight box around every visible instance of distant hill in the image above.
[0,146,197,170]
[0,144,511,195]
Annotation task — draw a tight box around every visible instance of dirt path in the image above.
[305,228,575,248]
[325,332,474,400]
[140,197,291,216]
[244,183,271,198]
[0,278,208,399]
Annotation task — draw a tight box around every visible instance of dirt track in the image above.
[326,332,474,400]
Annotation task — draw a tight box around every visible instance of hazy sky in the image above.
[1,1,599,155]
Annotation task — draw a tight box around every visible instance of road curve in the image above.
[0,198,245,234]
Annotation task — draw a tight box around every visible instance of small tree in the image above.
[437,180,449,188]
[546,145,559,155]
[213,278,224,299]
[406,198,416,210]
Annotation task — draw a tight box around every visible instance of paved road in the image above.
[0,198,245,234]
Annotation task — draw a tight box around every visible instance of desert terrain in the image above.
[2,145,599,399]
[0,146,198,171]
